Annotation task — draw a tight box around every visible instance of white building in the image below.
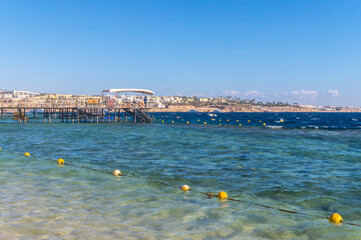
[0,90,40,99]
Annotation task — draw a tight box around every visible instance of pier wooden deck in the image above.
[0,106,153,124]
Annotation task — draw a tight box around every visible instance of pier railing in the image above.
[0,98,149,109]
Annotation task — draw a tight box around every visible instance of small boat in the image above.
[207,110,220,117]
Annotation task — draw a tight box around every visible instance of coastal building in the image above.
[199,97,210,102]
[0,90,40,99]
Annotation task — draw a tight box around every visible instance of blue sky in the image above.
[0,0,360,106]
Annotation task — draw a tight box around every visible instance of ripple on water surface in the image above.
[0,119,360,239]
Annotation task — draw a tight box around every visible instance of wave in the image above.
[266,125,283,129]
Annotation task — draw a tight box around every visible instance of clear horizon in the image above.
[1,1,360,106]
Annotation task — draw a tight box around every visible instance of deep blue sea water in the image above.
[0,112,360,239]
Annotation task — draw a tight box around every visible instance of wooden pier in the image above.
[0,89,155,124]
[0,106,153,124]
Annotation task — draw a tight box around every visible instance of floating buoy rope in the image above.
[2,148,359,227]
[57,158,64,164]
[157,119,268,127]
[181,185,190,191]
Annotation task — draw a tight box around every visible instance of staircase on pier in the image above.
[124,108,153,123]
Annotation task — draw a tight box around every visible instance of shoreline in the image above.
[148,105,361,113]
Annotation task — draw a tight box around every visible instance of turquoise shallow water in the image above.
[1,115,361,239]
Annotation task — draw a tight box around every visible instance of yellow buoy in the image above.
[219,124,222,126]
[0,147,1,151]
[187,121,189,124]
[329,213,343,223]
[217,191,228,199]
[227,119,229,122]
[259,120,262,122]
[219,119,221,121]
[57,158,64,164]
[204,122,207,125]
[280,119,284,123]
[172,121,174,123]
[112,169,121,176]
[182,185,190,191]
[161,120,164,123]
[263,123,266,126]
[248,120,250,122]
[197,119,200,122]
[24,152,30,157]
[236,120,239,122]
[239,124,242,126]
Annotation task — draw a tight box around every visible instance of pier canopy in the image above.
[102,89,154,95]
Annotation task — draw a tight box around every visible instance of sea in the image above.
[0,112,360,239]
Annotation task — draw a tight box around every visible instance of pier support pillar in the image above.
[24,108,26,124]
[18,108,22,124]
[49,110,51,123]
[96,108,99,123]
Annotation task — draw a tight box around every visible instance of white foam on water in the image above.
[266,125,283,129]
